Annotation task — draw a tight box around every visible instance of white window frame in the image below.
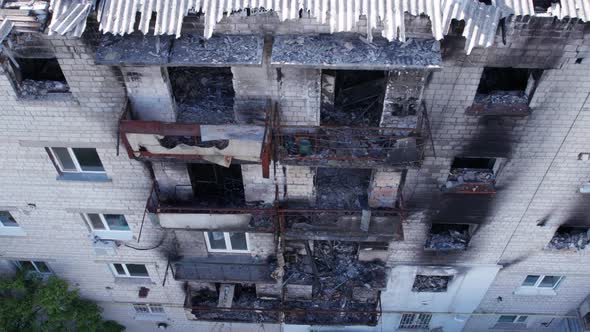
[109,263,150,278]
[498,315,528,324]
[48,147,105,174]
[204,232,250,253]
[522,275,564,289]
[133,303,165,315]
[399,313,432,329]
[83,213,131,232]
[0,211,19,228]
[84,213,133,241]
[14,260,52,275]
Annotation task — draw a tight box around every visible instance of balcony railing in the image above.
[171,256,278,283]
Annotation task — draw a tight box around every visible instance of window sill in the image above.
[134,313,168,321]
[57,173,111,182]
[16,92,76,103]
[92,230,133,241]
[0,227,26,237]
[114,277,154,285]
[466,102,531,117]
[513,287,557,296]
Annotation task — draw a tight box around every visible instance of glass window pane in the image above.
[498,315,517,323]
[52,147,76,171]
[207,232,227,250]
[539,275,560,288]
[104,214,130,231]
[34,261,50,273]
[72,148,105,172]
[113,263,125,275]
[149,305,165,313]
[0,211,19,227]
[87,214,105,230]
[229,232,248,251]
[126,264,149,277]
[522,275,539,286]
[516,316,528,323]
[133,304,149,313]
[19,261,36,272]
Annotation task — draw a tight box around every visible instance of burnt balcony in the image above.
[118,99,272,174]
[442,157,499,194]
[274,125,425,168]
[145,182,276,233]
[171,256,278,284]
[279,208,403,242]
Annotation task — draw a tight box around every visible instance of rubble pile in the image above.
[474,91,529,105]
[547,227,590,250]
[19,79,69,98]
[169,67,236,124]
[425,225,470,250]
[412,275,451,292]
[446,168,494,186]
[316,168,371,209]
[158,136,229,150]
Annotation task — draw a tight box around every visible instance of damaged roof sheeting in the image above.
[0,20,14,43]
[48,0,92,36]
[271,35,442,69]
[89,0,590,55]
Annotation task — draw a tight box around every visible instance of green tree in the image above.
[0,272,125,332]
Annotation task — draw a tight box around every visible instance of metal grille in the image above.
[133,304,150,314]
[149,304,165,314]
[399,313,432,329]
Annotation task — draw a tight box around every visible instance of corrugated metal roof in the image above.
[0,19,14,42]
[45,0,590,54]
[48,0,92,36]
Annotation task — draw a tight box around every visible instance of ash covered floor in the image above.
[315,168,371,209]
[169,67,236,124]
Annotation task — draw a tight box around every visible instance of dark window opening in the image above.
[584,312,590,328]
[478,0,492,5]
[169,67,235,124]
[425,223,475,251]
[533,0,559,12]
[188,163,245,206]
[546,226,590,250]
[315,168,372,209]
[474,67,543,107]
[451,157,496,170]
[445,157,498,193]
[412,275,452,292]
[320,70,387,127]
[576,58,584,64]
[8,57,69,97]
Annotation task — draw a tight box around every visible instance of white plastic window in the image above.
[49,147,105,173]
[521,275,564,289]
[109,263,149,278]
[204,232,250,253]
[399,313,432,329]
[133,304,164,314]
[0,211,19,227]
[15,260,51,274]
[84,213,130,231]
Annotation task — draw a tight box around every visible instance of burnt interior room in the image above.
[185,163,245,206]
[9,57,69,95]
[474,67,542,105]
[315,168,372,209]
[547,225,590,250]
[168,67,235,124]
[320,70,386,127]
[533,0,559,11]
[448,157,497,185]
[412,275,452,292]
[425,223,473,251]
[451,157,496,170]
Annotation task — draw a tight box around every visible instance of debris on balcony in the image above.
[412,275,451,292]
[447,168,495,186]
[425,224,471,251]
[474,91,529,106]
[19,79,69,97]
[444,157,498,193]
[169,67,235,124]
[546,226,590,251]
[315,168,371,209]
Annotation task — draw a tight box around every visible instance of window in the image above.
[412,275,452,292]
[109,263,149,278]
[84,214,130,231]
[204,232,250,253]
[399,313,432,329]
[133,303,165,315]
[0,211,19,227]
[3,55,70,98]
[498,315,528,323]
[445,157,499,193]
[14,260,51,274]
[547,226,590,251]
[425,223,476,251]
[521,275,564,289]
[48,147,105,173]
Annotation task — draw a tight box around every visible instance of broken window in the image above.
[109,263,150,278]
[320,70,386,127]
[204,232,250,253]
[521,275,564,289]
[48,147,106,174]
[14,260,51,275]
[3,55,70,98]
[473,67,542,109]
[412,275,452,292]
[187,163,245,206]
[533,0,559,12]
[315,168,371,209]
[168,67,235,124]
[445,157,499,193]
[546,226,590,251]
[0,211,19,227]
[425,223,476,251]
[399,313,432,329]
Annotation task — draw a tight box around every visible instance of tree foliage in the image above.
[0,272,125,332]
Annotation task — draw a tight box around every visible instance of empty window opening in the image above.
[204,232,250,253]
[320,70,386,127]
[446,157,499,191]
[474,67,542,106]
[521,275,564,289]
[0,211,19,227]
[14,260,51,275]
[533,0,559,12]
[412,275,452,292]
[399,313,432,329]
[109,263,150,278]
[547,226,590,251]
[425,223,476,251]
[187,163,245,206]
[576,58,584,64]
[84,213,130,232]
[315,168,372,209]
[48,147,106,174]
[7,57,69,98]
[168,67,235,124]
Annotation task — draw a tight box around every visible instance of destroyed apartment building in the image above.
[3,0,590,331]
